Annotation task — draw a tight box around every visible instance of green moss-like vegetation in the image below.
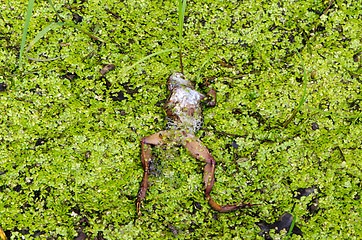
[0,0,361,239]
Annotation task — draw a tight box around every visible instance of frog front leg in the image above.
[182,134,252,212]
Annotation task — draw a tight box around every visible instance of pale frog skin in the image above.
[136,73,252,217]
[164,72,206,132]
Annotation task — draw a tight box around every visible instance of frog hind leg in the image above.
[182,135,254,212]
[136,130,174,217]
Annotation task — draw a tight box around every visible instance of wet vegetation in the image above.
[0,0,361,239]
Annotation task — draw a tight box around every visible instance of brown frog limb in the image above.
[136,73,253,217]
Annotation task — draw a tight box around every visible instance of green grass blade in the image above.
[19,0,35,68]
[178,0,187,43]
[106,48,179,93]
[23,0,104,62]
[122,48,179,75]
[47,0,58,16]
[284,212,296,240]
[25,22,65,53]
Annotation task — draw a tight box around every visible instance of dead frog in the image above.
[136,72,253,217]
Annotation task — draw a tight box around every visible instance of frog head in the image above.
[167,72,194,90]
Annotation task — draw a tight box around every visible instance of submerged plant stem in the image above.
[283,45,309,128]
